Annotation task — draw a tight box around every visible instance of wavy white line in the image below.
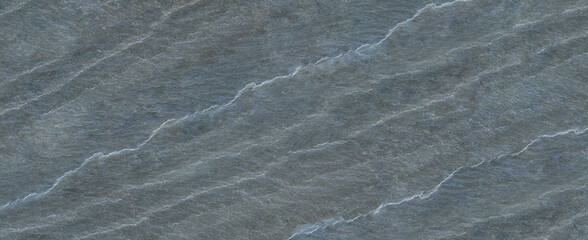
[288,126,588,239]
[0,0,470,218]
[0,0,30,18]
[0,34,152,117]
[0,0,205,117]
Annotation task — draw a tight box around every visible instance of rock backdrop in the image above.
[1,0,587,239]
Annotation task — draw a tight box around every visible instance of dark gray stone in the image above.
[1,0,587,239]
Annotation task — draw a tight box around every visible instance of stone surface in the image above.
[1,0,587,239]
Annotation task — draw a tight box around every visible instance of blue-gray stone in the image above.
[1,0,587,239]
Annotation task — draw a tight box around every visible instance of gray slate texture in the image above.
[1,0,587,239]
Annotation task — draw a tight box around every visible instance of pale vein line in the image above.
[72,2,588,237]
[0,34,151,117]
[76,132,350,238]
[72,139,352,238]
[0,0,31,18]
[39,85,100,118]
[368,0,473,50]
[0,0,575,230]
[0,0,204,117]
[0,116,183,211]
[3,59,60,86]
[0,62,301,211]
[74,172,267,240]
[544,211,588,238]
[288,127,588,239]
[1,0,471,226]
[0,0,470,119]
[511,128,588,157]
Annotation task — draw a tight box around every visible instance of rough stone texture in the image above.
[1,0,587,239]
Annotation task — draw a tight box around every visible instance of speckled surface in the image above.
[1,0,587,239]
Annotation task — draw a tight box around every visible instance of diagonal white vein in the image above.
[287,126,588,239]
